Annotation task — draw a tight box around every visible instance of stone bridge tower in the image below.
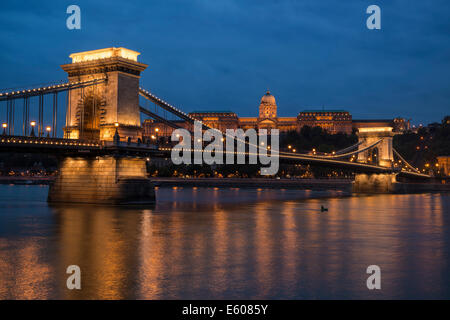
[357,127,395,167]
[61,47,148,142]
[48,48,154,205]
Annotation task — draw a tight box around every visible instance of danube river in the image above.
[0,185,449,299]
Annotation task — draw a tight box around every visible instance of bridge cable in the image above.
[393,148,420,173]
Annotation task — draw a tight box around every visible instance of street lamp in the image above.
[30,121,36,137]
[113,122,120,143]
[46,126,52,137]
[154,128,160,143]
[2,123,7,135]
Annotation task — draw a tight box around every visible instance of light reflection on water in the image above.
[0,185,449,299]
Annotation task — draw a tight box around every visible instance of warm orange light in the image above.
[151,135,156,139]
[293,149,296,152]
[359,127,393,133]
[70,47,140,63]
[30,121,36,127]
[46,126,51,132]
[155,128,159,132]
[2,123,7,128]
[288,145,292,149]
[114,122,119,127]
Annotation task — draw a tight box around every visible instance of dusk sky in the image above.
[1,0,449,125]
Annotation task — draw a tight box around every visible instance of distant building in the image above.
[437,156,450,176]
[393,117,411,132]
[142,90,409,140]
[189,111,239,132]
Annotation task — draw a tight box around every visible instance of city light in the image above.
[114,122,119,127]
[30,121,36,127]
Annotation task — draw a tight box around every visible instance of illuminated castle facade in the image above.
[143,90,409,140]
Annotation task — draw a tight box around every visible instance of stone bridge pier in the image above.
[48,155,155,204]
[352,173,397,193]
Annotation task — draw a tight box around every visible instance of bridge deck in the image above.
[0,135,429,178]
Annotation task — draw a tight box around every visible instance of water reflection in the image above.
[0,186,449,299]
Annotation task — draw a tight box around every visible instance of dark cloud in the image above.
[0,0,449,124]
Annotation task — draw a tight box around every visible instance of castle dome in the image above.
[259,90,277,119]
[260,90,276,105]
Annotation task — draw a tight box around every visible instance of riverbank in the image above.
[1,176,449,193]
[0,176,54,185]
[151,177,353,191]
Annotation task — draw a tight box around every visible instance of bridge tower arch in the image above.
[61,47,148,142]
[357,127,394,168]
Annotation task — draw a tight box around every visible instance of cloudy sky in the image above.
[1,0,449,125]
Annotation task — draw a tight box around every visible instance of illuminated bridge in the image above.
[0,47,430,204]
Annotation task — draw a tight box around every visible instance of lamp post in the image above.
[155,127,159,144]
[113,122,120,143]
[2,123,7,136]
[30,121,36,137]
[46,126,51,138]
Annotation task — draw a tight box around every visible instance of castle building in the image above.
[142,90,408,140]
[297,110,352,134]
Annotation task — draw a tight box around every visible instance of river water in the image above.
[0,185,449,299]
